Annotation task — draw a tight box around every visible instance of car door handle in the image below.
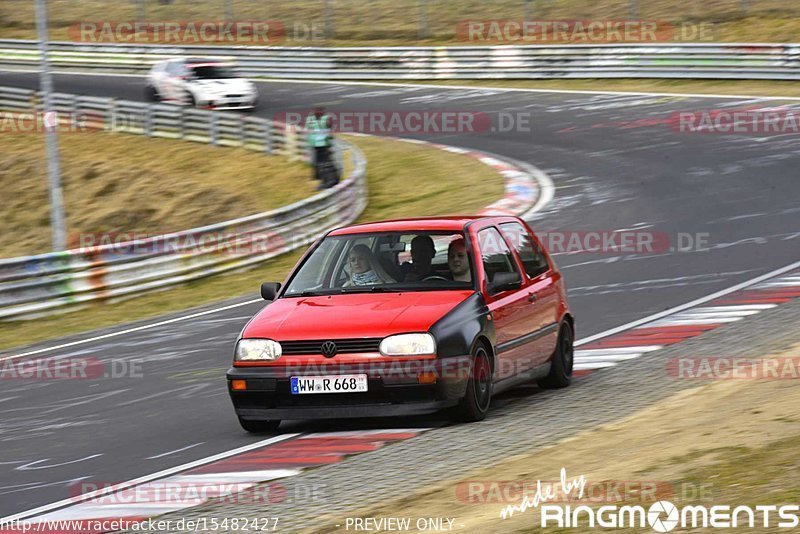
[527,291,538,303]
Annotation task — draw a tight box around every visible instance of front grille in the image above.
[280,338,381,355]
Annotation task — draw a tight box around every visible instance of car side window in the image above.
[500,222,549,278]
[477,227,521,289]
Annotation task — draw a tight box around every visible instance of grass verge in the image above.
[1,1,800,44]
[0,132,314,257]
[0,133,504,351]
[308,344,800,533]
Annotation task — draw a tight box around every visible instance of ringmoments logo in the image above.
[501,468,799,531]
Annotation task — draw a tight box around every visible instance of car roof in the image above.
[328,216,512,235]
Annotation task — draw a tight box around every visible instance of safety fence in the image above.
[0,86,367,320]
[1,40,800,79]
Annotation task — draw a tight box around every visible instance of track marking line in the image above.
[1,298,262,363]
[575,260,800,347]
[0,434,299,523]
[145,443,205,460]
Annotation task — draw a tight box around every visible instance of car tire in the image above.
[186,92,197,108]
[537,322,574,389]
[238,417,281,433]
[145,85,159,102]
[453,344,493,422]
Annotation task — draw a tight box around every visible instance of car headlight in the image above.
[235,338,282,361]
[379,333,436,357]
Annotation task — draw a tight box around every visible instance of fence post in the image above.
[628,0,638,19]
[285,124,299,161]
[263,120,273,154]
[145,105,153,136]
[210,111,218,146]
[109,98,117,132]
[418,0,428,39]
[135,0,146,22]
[324,0,334,40]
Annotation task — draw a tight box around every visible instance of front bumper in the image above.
[198,95,257,110]
[227,356,470,420]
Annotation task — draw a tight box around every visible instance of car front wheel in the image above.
[453,344,493,422]
[238,417,281,433]
[538,322,574,389]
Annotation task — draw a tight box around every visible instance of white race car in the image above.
[145,58,258,111]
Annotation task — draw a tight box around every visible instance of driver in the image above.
[401,235,436,282]
[448,238,471,282]
[344,244,395,287]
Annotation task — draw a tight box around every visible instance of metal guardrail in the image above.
[1,40,800,79]
[0,86,367,320]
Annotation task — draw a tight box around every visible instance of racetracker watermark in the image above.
[0,111,104,134]
[68,481,326,505]
[457,20,714,43]
[500,230,709,255]
[70,21,285,44]
[0,357,142,380]
[277,110,533,135]
[457,480,713,505]
[667,356,800,380]
[73,231,296,256]
[672,109,800,135]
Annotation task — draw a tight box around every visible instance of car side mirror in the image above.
[489,272,521,294]
[260,282,281,301]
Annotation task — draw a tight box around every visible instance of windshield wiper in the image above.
[290,290,326,297]
[340,286,392,293]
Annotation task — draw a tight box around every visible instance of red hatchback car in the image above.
[227,216,574,432]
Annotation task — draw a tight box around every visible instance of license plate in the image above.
[290,374,368,395]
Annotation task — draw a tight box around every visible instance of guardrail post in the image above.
[136,0,146,22]
[263,120,273,154]
[109,99,117,132]
[628,0,638,19]
[210,112,218,146]
[418,0,428,39]
[145,105,153,137]
[239,115,246,147]
[324,0,334,40]
[285,124,299,161]
[179,107,185,138]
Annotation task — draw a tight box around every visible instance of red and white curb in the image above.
[0,430,425,533]
[573,268,800,372]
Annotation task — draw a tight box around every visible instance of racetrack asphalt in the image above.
[0,71,798,518]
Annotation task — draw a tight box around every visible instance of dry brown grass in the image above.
[0,0,798,44]
[0,132,315,257]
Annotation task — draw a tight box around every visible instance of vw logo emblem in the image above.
[321,341,338,358]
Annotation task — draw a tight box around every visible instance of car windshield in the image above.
[283,232,474,296]
[189,65,236,79]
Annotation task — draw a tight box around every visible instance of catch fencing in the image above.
[1,40,800,80]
